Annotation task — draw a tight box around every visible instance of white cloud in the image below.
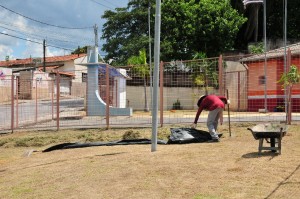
[0,45,14,61]
[47,47,67,57]
[0,0,129,60]
[22,39,44,58]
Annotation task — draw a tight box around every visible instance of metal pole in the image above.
[51,80,54,120]
[94,24,98,47]
[287,49,292,124]
[35,79,38,124]
[106,64,110,129]
[43,39,46,72]
[263,0,267,112]
[159,61,163,127]
[226,89,231,137]
[56,72,60,131]
[218,55,224,96]
[284,0,288,121]
[151,0,161,152]
[16,77,18,128]
[11,75,14,133]
[148,1,153,110]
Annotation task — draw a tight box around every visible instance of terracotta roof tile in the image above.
[0,54,86,67]
[240,42,300,62]
[49,71,75,77]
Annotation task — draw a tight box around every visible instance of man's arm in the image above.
[194,107,203,124]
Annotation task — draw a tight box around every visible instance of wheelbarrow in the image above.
[247,123,287,155]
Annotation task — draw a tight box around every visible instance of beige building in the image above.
[0,54,88,99]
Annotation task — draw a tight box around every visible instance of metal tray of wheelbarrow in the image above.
[247,123,287,154]
[247,123,287,140]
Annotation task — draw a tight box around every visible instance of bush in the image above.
[122,130,141,140]
[172,99,181,110]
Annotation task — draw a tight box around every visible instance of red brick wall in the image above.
[247,57,300,112]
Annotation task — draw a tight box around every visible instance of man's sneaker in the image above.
[207,138,220,143]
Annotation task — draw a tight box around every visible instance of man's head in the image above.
[197,95,207,107]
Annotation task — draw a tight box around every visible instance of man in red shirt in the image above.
[192,95,229,142]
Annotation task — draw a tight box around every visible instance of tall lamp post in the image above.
[283,0,288,121]
[151,0,161,152]
[243,0,267,112]
[244,0,288,115]
[148,1,153,111]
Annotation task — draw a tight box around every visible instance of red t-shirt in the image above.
[193,95,227,124]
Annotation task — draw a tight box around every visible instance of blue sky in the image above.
[0,0,129,61]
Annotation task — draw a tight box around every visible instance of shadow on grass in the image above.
[242,151,279,159]
[96,152,126,157]
[264,164,300,199]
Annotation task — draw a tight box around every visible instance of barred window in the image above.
[259,76,265,85]
[82,73,87,83]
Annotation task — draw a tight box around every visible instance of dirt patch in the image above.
[0,123,299,199]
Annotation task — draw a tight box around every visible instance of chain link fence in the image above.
[1,52,300,133]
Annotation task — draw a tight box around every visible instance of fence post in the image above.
[51,80,54,120]
[115,79,118,107]
[218,55,224,124]
[218,54,224,96]
[16,77,19,128]
[160,61,164,127]
[56,72,60,131]
[238,71,241,111]
[11,75,14,133]
[35,79,38,124]
[287,48,292,124]
[106,64,110,129]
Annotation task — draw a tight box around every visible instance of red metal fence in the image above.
[1,52,300,133]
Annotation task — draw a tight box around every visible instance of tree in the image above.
[101,1,150,66]
[278,65,300,124]
[161,0,246,58]
[232,0,300,51]
[127,49,150,112]
[248,42,264,54]
[101,0,246,65]
[191,52,219,95]
[71,46,88,54]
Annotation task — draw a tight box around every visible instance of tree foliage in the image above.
[127,49,149,76]
[191,52,219,93]
[127,48,150,111]
[232,0,300,51]
[101,0,246,65]
[278,65,300,87]
[71,46,88,54]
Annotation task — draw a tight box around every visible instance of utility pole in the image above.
[148,0,153,110]
[94,24,98,47]
[43,39,46,72]
[283,0,288,121]
[151,0,161,152]
[93,24,104,62]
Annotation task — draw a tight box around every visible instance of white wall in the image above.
[126,86,215,111]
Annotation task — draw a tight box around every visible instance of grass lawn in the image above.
[0,122,299,199]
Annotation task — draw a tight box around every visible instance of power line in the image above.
[0,24,93,47]
[0,20,94,46]
[88,0,114,10]
[0,4,93,30]
[0,32,74,51]
[102,0,119,8]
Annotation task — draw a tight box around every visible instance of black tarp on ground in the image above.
[43,128,222,152]
[167,128,222,144]
[43,139,168,152]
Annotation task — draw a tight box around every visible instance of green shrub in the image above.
[122,130,141,140]
[172,99,181,110]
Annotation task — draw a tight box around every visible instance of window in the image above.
[82,73,87,82]
[259,76,265,85]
